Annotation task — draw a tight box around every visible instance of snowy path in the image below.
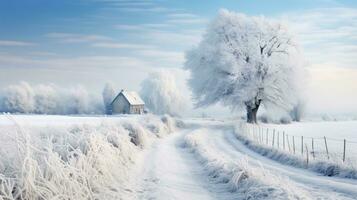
[134,121,357,199]
[136,129,217,200]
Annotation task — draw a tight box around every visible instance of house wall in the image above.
[130,105,144,114]
[111,94,130,114]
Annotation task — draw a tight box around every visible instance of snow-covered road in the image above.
[134,120,357,200]
[136,129,216,200]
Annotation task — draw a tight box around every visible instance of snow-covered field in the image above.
[1,115,357,200]
[248,121,357,166]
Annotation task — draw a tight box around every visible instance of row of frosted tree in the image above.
[0,71,185,116]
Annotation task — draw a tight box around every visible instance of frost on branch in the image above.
[185,9,303,123]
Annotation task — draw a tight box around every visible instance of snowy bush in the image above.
[123,121,149,148]
[140,71,186,116]
[184,129,310,199]
[0,114,179,200]
[290,100,305,122]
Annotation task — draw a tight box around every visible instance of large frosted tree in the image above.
[185,10,302,123]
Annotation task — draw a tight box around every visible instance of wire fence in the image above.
[240,123,357,166]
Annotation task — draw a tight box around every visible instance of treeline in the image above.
[0,82,104,115]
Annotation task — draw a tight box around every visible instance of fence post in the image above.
[293,136,295,154]
[266,128,269,145]
[301,136,304,155]
[305,144,309,166]
[324,136,329,159]
[287,134,291,153]
[283,131,285,150]
[259,127,262,143]
[277,131,280,149]
[311,138,315,159]
[272,129,275,147]
[343,139,346,162]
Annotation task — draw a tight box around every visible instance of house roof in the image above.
[111,90,145,105]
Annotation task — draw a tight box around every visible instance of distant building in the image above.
[110,90,145,114]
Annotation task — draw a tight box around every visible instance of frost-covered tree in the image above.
[2,81,35,113]
[0,82,105,114]
[140,71,185,116]
[33,84,58,114]
[185,10,302,123]
[67,86,89,114]
[102,82,116,114]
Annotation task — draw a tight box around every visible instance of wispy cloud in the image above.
[0,40,35,46]
[46,32,112,43]
[92,42,155,49]
[115,23,170,30]
[117,6,169,12]
[281,7,357,68]
[167,13,208,24]
[0,53,153,70]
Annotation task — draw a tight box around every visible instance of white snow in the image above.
[254,121,357,166]
[0,115,356,199]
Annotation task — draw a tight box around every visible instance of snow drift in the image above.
[184,128,310,200]
[0,114,179,200]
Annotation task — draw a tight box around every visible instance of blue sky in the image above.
[1,0,357,115]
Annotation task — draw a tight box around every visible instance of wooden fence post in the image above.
[266,128,269,145]
[305,144,309,166]
[301,136,304,155]
[277,131,280,148]
[283,131,285,150]
[259,127,264,144]
[311,138,315,159]
[343,139,346,162]
[272,129,275,147]
[324,136,329,159]
[287,134,291,153]
[293,136,295,154]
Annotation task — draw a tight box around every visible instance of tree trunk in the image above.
[246,100,261,124]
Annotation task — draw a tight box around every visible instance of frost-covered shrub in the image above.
[0,114,179,200]
[259,113,292,124]
[161,114,176,132]
[184,129,310,199]
[123,122,149,148]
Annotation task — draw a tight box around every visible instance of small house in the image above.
[110,90,145,114]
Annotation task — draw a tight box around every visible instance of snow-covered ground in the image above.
[1,115,357,199]
[252,121,357,166]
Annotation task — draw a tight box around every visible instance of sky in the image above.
[0,0,357,116]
